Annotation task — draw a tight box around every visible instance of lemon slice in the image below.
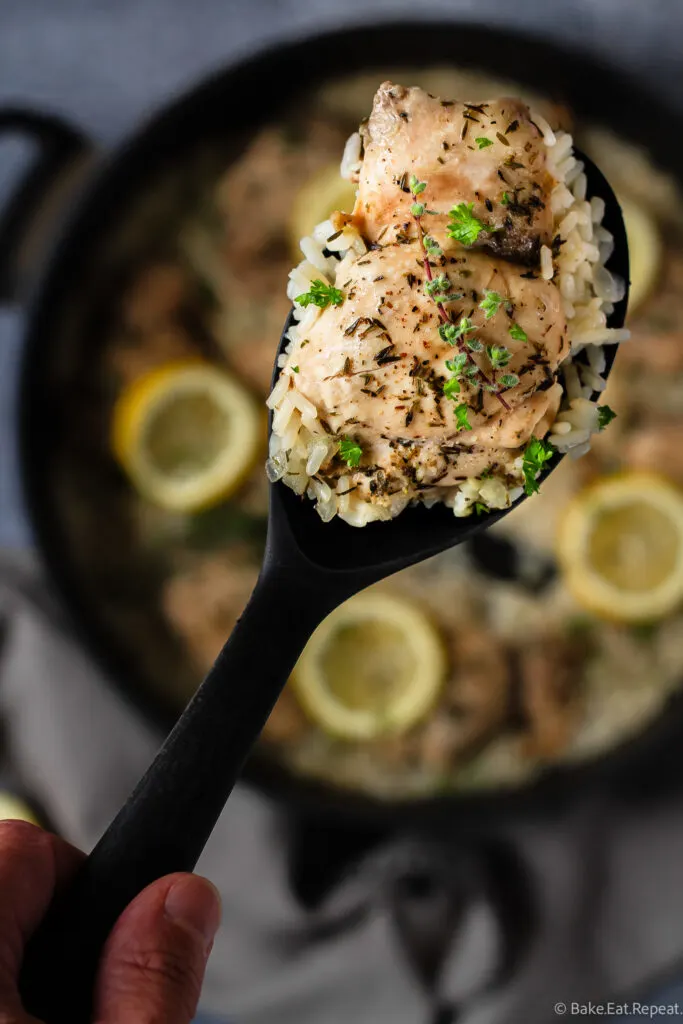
[557,472,683,622]
[291,592,446,740]
[620,195,661,316]
[0,792,39,825]
[289,163,358,255]
[112,361,262,513]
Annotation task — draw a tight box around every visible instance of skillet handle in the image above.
[18,562,339,1024]
[0,108,92,302]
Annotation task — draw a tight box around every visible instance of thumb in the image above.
[94,873,221,1024]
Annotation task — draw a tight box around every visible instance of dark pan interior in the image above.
[18,21,683,830]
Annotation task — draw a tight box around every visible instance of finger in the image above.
[94,872,221,1024]
[0,820,83,1003]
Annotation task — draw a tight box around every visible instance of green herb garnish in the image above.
[445,353,468,375]
[425,274,461,303]
[474,502,488,515]
[439,317,477,346]
[338,436,362,468]
[409,174,427,195]
[455,404,473,431]
[443,353,468,399]
[498,373,520,390]
[296,280,344,309]
[522,436,555,496]
[479,290,507,320]
[292,365,299,373]
[501,191,511,206]
[598,405,617,431]
[411,202,425,217]
[423,235,443,258]
[509,323,528,343]
[486,344,511,369]
[447,202,493,246]
[475,137,493,149]
[425,275,449,296]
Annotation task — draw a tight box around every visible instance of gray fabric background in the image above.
[2,3,683,1022]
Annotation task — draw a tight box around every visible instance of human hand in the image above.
[0,819,221,1023]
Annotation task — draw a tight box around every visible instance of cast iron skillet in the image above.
[7,22,683,833]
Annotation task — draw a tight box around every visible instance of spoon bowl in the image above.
[19,149,629,1024]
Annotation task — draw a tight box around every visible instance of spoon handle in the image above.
[19,566,334,1024]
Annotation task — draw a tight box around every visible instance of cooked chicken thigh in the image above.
[354,82,554,264]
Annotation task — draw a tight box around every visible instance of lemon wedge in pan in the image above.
[0,792,40,825]
[557,472,683,623]
[289,162,358,256]
[291,591,446,741]
[620,195,661,316]
[112,361,262,513]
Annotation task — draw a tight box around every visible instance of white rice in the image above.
[268,103,629,526]
[340,131,362,181]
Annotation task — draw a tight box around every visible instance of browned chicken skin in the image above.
[354,82,553,264]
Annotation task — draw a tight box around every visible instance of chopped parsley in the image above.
[479,289,508,319]
[474,502,488,515]
[292,365,299,373]
[447,202,494,246]
[598,405,617,430]
[475,137,494,149]
[509,322,528,342]
[498,373,520,390]
[409,174,427,195]
[338,436,362,468]
[486,344,511,369]
[501,191,511,206]
[522,436,555,496]
[439,317,477,346]
[455,404,473,431]
[296,280,344,309]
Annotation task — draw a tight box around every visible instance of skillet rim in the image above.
[17,19,683,829]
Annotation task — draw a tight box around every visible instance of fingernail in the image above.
[165,876,222,948]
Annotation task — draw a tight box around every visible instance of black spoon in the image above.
[19,151,629,1023]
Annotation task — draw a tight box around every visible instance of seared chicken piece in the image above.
[380,627,511,770]
[623,421,683,482]
[274,81,574,521]
[163,552,307,742]
[290,242,567,504]
[354,82,554,264]
[123,264,188,333]
[163,551,258,671]
[518,639,583,759]
[108,326,196,385]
